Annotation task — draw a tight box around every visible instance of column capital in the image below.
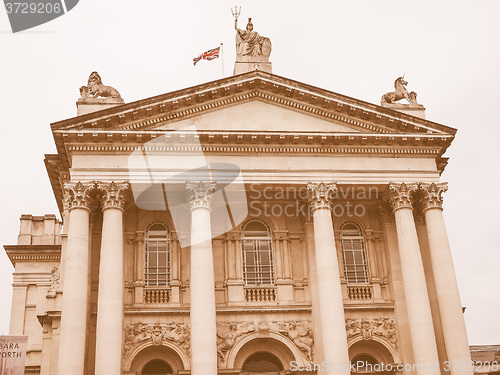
[388,183,419,211]
[307,182,338,213]
[64,181,95,211]
[420,182,448,212]
[186,181,216,210]
[97,181,129,211]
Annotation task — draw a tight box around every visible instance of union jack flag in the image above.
[193,46,220,66]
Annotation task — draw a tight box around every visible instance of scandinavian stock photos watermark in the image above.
[290,360,499,373]
[128,126,378,247]
[3,0,79,32]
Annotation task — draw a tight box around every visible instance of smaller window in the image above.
[242,351,284,372]
[351,353,379,370]
[145,223,170,287]
[341,222,369,284]
[142,359,173,374]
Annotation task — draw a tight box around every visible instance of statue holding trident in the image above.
[232,6,272,57]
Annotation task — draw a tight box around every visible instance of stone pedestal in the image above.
[381,103,426,119]
[234,56,272,75]
[76,97,124,116]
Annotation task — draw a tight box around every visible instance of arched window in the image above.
[141,359,173,374]
[145,223,170,286]
[242,351,284,372]
[351,353,379,370]
[341,222,369,284]
[242,220,275,285]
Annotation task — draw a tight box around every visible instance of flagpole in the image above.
[220,43,225,78]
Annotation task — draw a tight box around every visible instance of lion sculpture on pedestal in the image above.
[80,71,121,99]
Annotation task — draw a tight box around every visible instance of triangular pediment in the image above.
[152,100,363,133]
[51,71,456,137]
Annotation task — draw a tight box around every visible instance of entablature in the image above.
[4,245,61,266]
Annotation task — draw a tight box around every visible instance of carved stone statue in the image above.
[235,18,271,57]
[80,71,121,99]
[217,323,254,364]
[284,322,314,362]
[381,76,422,107]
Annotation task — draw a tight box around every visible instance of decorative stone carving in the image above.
[79,71,121,99]
[63,181,95,210]
[345,318,397,348]
[388,182,418,211]
[377,200,395,224]
[235,18,271,57]
[307,182,338,213]
[217,323,255,364]
[50,265,60,289]
[97,181,129,210]
[47,265,61,297]
[283,322,314,362]
[216,321,314,365]
[419,182,448,211]
[123,323,190,359]
[381,76,423,108]
[186,181,216,210]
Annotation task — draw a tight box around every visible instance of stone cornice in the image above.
[65,143,443,155]
[50,71,456,136]
[4,245,61,266]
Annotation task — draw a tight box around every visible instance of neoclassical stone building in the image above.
[3,23,480,375]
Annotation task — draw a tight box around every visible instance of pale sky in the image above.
[0,0,499,345]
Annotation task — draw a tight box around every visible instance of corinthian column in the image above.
[187,181,217,375]
[388,183,440,375]
[58,182,94,375]
[94,182,128,375]
[420,183,472,375]
[307,182,350,375]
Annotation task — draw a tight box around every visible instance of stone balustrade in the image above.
[347,285,373,300]
[143,288,171,304]
[244,286,277,302]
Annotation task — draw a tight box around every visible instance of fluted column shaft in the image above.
[421,183,472,375]
[94,182,128,375]
[187,182,217,375]
[307,182,350,375]
[58,182,93,375]
[389,183,439,375]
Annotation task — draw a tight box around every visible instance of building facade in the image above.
[3,46,482,375]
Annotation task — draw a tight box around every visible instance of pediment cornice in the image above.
[51,71,456,137]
